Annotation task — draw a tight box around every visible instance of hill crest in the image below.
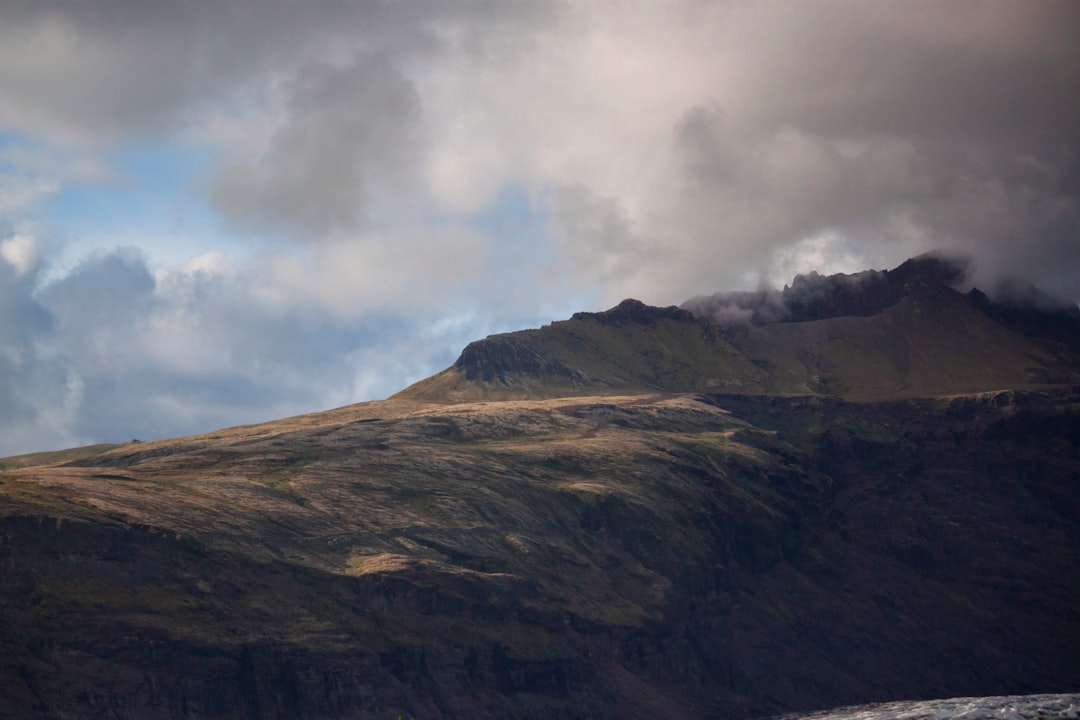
[397,254,1080,403]
[3,253,1080,719]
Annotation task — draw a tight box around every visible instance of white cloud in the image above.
[0,233,40,276]
[0,0,1079,453]
[0,244,506,455]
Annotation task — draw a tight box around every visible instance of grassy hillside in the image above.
[397,300,771,402]
[735,282,1076,399]
[0,443,121,470]
[4,257,1079,719]
[398,285,1080,403]
[2,389,1079,718]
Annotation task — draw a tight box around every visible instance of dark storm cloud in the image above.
[0,0,555,141]
[648,1,1080,303]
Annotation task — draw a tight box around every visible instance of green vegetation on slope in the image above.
[398,278,1080,404]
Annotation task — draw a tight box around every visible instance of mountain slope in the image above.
[398,300,771,402]
[3,388,1079,719]
[398,256,1080,403]
[3,255,1080,719]
[731,281,1073,399]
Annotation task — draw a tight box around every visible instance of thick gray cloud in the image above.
[0,0,554,141]
[1,0,1079,454]
[213,54,423,238]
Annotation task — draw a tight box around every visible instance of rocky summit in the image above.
[2,256,1079,719]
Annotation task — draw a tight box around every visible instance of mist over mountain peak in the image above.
[886,251,970,287]
[680,252,1078,329]
[401,252,1080,404]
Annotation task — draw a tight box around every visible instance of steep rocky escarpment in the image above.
[2,390,1079,719]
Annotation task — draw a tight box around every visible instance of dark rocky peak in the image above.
[885,252,969,289]
[453,334,586,384]
[684,253,971,327]
[781,268,903,322]
[571,298,695,327]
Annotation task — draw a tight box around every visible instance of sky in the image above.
[1,1,1079,455]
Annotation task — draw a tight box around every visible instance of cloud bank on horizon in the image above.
[1,0,1078,454]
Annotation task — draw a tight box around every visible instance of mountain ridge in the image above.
[397,254,1080,404]
[2,253,1079,719]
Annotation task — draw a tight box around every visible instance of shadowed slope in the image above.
[2,390,1079,719]
[730,280,1075,399]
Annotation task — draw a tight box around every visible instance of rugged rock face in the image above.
[681,253,965,327]
[455,333,592,384]
[570,298,697,327]
[2,389,1079,719]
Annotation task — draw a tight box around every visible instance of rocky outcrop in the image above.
[683,253,968,327]
[454,334,592,385]
[571,298,696,327]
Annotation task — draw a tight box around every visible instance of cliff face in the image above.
[3,389,1079,719]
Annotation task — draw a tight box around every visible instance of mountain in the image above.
[2,255,1079,719]
[399,254,1080,402]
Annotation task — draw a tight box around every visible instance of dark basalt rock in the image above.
[885,252,968,288]
[781,269,905,322]
[571,298,695,327]
[686,253,971,327]
[454,335,590,384]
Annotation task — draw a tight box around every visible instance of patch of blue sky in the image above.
[0,130,61,222]
[0,129,40,170]
[42,141,244,278]
[468,184,554,262]
[466,184,598,319]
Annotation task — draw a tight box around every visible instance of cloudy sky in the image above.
[1,1,1078,454]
